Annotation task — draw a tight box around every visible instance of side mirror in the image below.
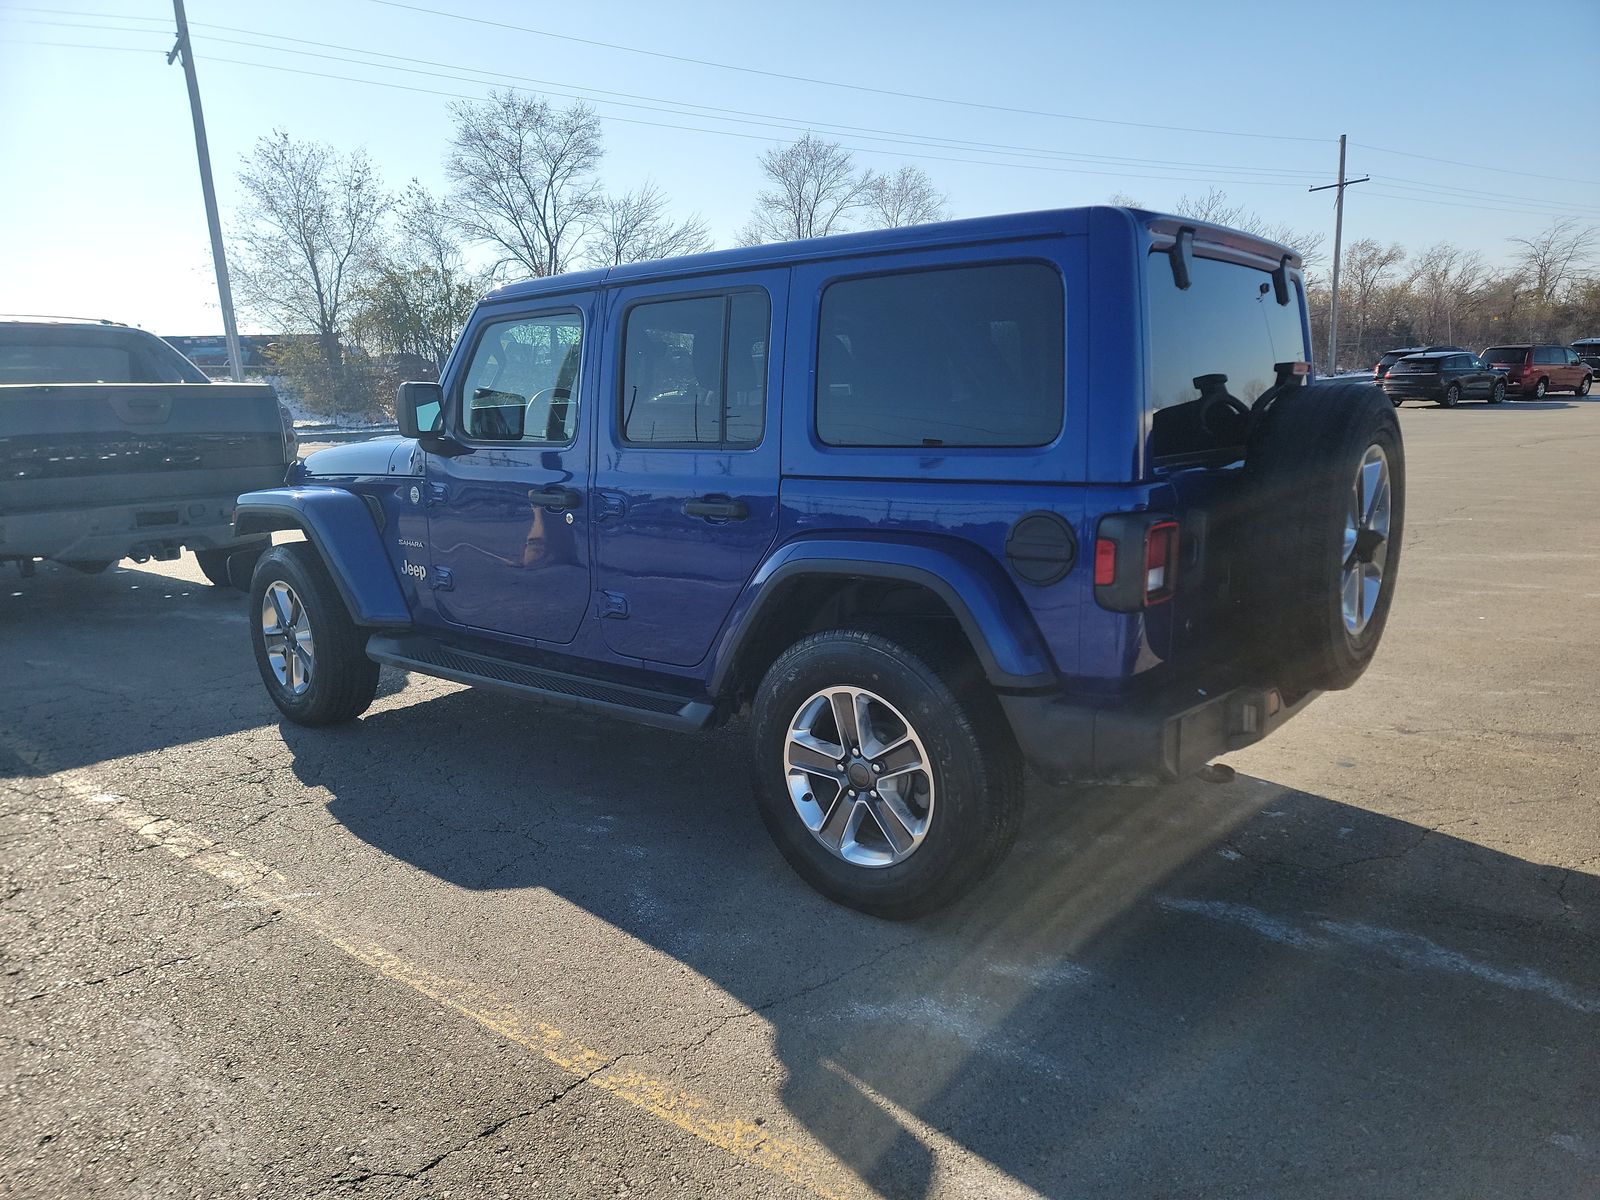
[396,381,444,439]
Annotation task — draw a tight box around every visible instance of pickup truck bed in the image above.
[0,321,292,573]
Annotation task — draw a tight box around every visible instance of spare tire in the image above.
[1243,381,1405,692]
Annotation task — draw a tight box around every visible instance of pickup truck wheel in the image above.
[197,541,267,590]
[751,628,1022,919]
[1246,381,1405,693]
[248,543,378,726]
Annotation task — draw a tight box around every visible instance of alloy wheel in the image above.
[261,580,315,695]
[1341,444,1392,636]
[784,686,934,868]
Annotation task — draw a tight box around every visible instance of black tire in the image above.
[248,542,379,726]
[1488,381,1506,404]
[197,540,268,591]
[750,627,1023,919]
[61,559,115,575]
[1244,381,1405,693]
[1439,383,1461,408]
[1533,378,1548,400]
[1578,376,1592,397]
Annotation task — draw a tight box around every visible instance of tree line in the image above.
[230,91,1598,416]
[229,93,945,416]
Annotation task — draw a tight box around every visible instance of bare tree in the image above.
[1106,191,1144,207]
[864,165,947,229]
[1174,186,1328,279]
[741,133,875,244]
[232,129,390,371]
[1338,238,1407,366]
[352,183,487,375]
[1510,217,1597,338]
[585,183,712,267]
[446,91,604,278]
[1407,242,1486,345]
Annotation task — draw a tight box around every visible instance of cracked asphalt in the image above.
[3,396,1598,1199]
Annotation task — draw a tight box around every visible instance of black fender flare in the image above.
[233,487,411,627]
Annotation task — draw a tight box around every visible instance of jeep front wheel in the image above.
[249,542,379,726]
[751,628,1022,918]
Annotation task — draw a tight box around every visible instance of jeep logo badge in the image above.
[401,560,427,581]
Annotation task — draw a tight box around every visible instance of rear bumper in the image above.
[1000,680,1321,785]
[1381,382,1442,400]
[0,493,262,562]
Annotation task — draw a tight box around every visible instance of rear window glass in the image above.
[814,262,1064,448]
[1147,253,1308,465]
[1389,357,1435,373]
[1482,347,1526,363]
[0,327,208,384]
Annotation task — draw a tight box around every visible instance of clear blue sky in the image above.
[2,0,1596,333]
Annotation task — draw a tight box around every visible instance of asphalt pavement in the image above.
[3,391,1597,1199]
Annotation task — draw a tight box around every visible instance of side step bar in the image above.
[366,634,715,732]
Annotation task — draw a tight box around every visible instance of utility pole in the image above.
[1310,134,1369,373]
[168,0,243,382]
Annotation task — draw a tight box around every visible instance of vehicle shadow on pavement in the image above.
[0,561,409,774]
[288,686,1600,1200]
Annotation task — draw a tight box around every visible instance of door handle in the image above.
[683,496,749,521]
[528,485,581,511]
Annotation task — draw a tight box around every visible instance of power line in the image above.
[6,37,1323,191]
[1354,141,1600,189]
[365,0,1330,144]
[3,14,1326,182]
[15,31,1600,223]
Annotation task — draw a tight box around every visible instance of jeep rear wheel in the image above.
[751,628,1022,918]
[1246,381,1405,693]
[249,542,379,726]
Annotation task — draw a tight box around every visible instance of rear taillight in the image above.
[1094,538,1117,587]
[1094,514,1180,611]
[1144,521,1178,604]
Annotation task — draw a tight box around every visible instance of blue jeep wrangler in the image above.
[236,207,1402,917]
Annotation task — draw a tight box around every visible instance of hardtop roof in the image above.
[480,206,1302,306]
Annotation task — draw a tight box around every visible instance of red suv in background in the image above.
[1481,344,1594,398]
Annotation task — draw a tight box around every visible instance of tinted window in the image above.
[1535,347,1559,365]
[815,263,1064,447]
[620,291,769,446]
[0,327,208,384]
[460,312,583,443]
[1448,355,1473,370]
[1482,346,1526,363]
[1147,253,1308,464]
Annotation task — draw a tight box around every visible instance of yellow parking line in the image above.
[43,764,865,1200]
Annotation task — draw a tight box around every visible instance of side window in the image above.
[459,311,583,444]
[814,262,1064,448]
[1449,355,1471,371]
[620,291,770,447]
[1536,347,1557,365]
[1567,350,1581,365]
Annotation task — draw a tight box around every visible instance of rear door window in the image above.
[814,262,1064,447]
[620,291,770,447]
[1146,252,1307,465]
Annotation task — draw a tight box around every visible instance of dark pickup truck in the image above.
[0,318,295,585]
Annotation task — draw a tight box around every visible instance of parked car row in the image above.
[1375,342,1595,406]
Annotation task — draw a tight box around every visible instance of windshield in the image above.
[0,326,210,384]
